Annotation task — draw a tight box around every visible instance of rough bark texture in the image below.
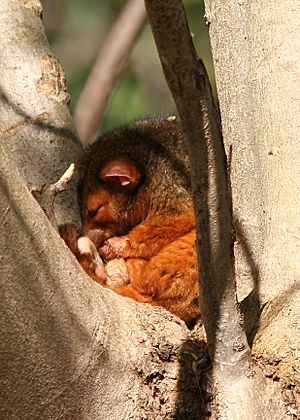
[145,0,288,418]
[0,1,206,418]
[0,144,206,419]
[0,0,82,225]
[145,0,246,363]
[205,0,300,381]
[1,0,298,417]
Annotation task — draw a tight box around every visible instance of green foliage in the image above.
[43,0,214,133]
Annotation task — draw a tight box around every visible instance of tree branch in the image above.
[0,139,204,418]
[0,0,82,226]
[145,0,243,366]
[31,163,76,230]
[0,3,207,418]
[144,0,286,417]
[74,0,147,145]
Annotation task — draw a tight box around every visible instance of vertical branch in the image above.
[144,1,286,418]
[74,0,147,145]
[144,0,246,362]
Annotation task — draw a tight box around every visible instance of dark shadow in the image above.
[0,87,79,145]
[173,217,264,417]
[235,221,262,347]
[0,89,105,418]
[0,182,110,418]
[171,8,265,415]
[175,334,210,419]
[1,75,266,418]
[188,76,264,356]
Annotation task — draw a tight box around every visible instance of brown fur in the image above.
[61,117,200,324]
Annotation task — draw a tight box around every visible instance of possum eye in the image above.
[99,156,141,189]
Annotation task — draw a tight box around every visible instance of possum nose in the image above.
[87,204,103,218]
[85,192,107,218]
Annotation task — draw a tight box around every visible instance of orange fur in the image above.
[113,229,199,323]
[61,118,200,324]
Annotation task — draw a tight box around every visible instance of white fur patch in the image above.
[77,236,105,279]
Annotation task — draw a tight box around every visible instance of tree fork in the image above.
[144,0,286,417]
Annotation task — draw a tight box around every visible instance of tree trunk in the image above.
[0,148,205,418]
[0,0,81,225]
[1,0,299,417]
[145,1,290,417]
[205,0,300,398]
[0,1,205,418]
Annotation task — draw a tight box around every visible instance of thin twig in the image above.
[74,0,147,146]
[53,163,75,193]
[31,163,76,230]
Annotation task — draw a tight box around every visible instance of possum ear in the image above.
[99,156,141,188]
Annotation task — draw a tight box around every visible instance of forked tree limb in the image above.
[144,0,285,418]
[31,163,76,229]
[0,2,204,417]
[74,0,147,145]
[145,0,245,367]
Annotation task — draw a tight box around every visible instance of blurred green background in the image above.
[42,0,214,133]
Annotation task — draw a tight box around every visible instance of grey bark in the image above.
[205,0,300,380]
[0,145,199,419]
[0,0,82,225]
[145,0,289,418]
[0,1,204,419]
[1,0,298,418]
